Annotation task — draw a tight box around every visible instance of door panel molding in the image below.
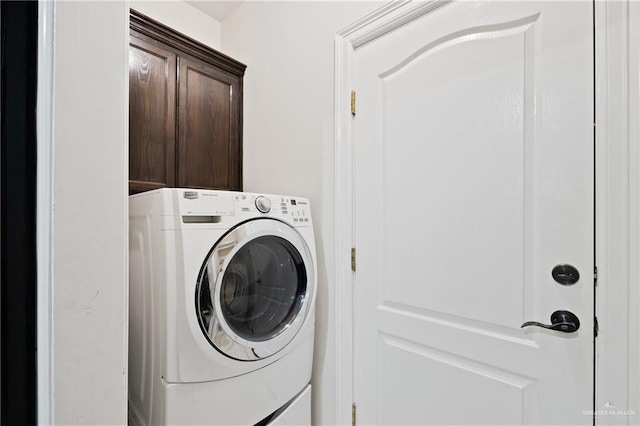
[334,1,640,425]
[378,301,540,348]
[378,13,539,80]
[379,333,536,388]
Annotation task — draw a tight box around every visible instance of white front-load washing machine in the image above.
[128,188,317,425]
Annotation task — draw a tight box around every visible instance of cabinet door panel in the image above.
[129,35,176,192]
[178,57,242,190]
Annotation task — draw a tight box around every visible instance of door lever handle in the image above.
[521,310,580,333]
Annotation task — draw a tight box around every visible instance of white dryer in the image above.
[128,188,317,425]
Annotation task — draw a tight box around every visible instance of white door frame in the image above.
[594,0,640,419]
[333,1,640,424]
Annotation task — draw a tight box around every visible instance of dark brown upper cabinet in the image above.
[129,10,246,194]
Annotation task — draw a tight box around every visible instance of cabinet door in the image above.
[129,35,176,193]
[177,56,242,190]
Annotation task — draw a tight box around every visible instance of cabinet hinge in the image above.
[352,403,357,426]
[595,316,599,338]
[351,248,356,272]
[351,90,356,116]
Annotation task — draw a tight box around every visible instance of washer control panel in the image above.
[231,192,312,225]
[282,197,311,224]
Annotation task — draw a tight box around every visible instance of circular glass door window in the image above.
[196,219,314,361]
[219,235,306,341]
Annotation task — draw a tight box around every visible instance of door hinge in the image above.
[352,403,357,426]
[351,90,356,116]
[595,316,599,338]
[351,247,356,271]
[594,265,598,286]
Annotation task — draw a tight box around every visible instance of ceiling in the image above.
[185,1,245,22]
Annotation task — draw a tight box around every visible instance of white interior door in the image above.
[353,1,594,424]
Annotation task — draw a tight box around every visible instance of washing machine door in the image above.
[196,218,315,361]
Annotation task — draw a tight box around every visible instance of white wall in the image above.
[221,2,384,424]
[130,0,221,49]
[53,1,129,424]
[49,2,219,423]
